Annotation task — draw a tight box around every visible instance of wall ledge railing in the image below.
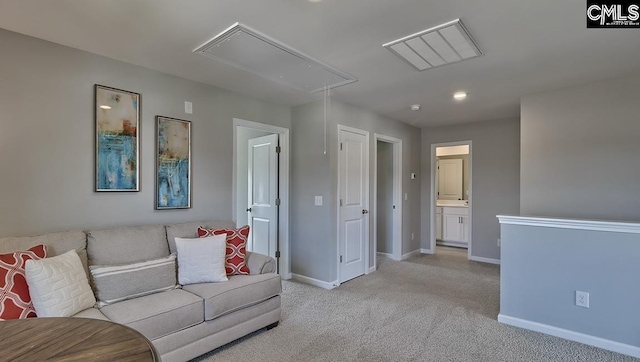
[497,215,640,234]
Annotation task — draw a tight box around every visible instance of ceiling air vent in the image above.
[194,23,357,93]
[383,19,482,71]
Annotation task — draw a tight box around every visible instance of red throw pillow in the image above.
[198,225,250,275]
[0,244,47,320]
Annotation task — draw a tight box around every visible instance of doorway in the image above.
[337,125,369,284]
[373,134,402,266]
[429,141,472,259]
[233,119,290,279]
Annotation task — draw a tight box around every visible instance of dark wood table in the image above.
[0,317,158,361]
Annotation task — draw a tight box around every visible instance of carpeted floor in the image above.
[193,246,637,362]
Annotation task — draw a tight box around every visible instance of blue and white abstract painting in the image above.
[95,85,139,191]
[156,117,191,209]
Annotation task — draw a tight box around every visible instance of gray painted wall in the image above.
[291,100,421,282]
[421,119,520,260]
[291,101,334,281]
[500,222,640,348]
[520,74,640,221]
[376,141,393,254]
[0,28,291,238]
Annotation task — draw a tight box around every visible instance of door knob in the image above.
[362,209,369,214]
[246,208,252,212]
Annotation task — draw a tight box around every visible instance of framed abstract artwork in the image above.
[95,85,140,191]
[156,116,191,209]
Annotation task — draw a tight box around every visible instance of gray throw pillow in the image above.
[90,254,177,307]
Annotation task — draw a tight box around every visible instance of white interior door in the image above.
[339,126,369,283]
[438,159,463,200]
[248,134,278,260]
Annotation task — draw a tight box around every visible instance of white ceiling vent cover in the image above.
[194,23,356,93]
[383,19,482,71]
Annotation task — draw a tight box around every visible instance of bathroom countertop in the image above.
[436,201,469,208]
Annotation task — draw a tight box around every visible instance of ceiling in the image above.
[2,0,640,128]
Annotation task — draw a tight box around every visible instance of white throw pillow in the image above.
[25,249,96,317]
[175,235,228,285]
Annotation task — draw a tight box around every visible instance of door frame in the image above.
[336,124,370,285]
[429,140,472,260]
[373,134,403,266]
[233,118,290,279]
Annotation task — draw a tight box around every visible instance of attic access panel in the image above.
[194,23,357,93]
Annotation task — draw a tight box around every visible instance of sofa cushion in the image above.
[90,254,177,307]
[0,230,85,258]
[165,220,235,255]
[25,250,96,318]
[0,230,89,278]
[72,307,110,321]
[175,236,228,284]
[182,273,281,321]
[100,289,203,340]
[86,225,169,265]
[0,244,47,320]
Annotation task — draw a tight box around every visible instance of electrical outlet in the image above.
[411,233,415,240]
[497,238,501,247]
[576,291,590,308]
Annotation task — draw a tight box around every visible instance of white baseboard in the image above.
[420,248,434,254]
[368,266,376,274]
[377,252,401,261]
[290,273,337,290]
[401,249,421,260]
[438,241,468,248]
[498,314,640,358]
[469,255,501,265]
[281,272,292,280]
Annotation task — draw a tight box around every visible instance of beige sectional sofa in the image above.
[0,220,282,362]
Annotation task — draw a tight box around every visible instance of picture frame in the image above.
[95,84,140,192]
[156,116,192,209]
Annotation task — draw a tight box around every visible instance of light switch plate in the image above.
[314,196,323,206]
[185,101,193,114]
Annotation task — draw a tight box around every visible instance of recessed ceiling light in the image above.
[453,92,467,101]
[410,104,421,111]
[100,105,112,109]
[308,0,322,2]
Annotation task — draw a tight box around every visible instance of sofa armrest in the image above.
[246,251,276,274]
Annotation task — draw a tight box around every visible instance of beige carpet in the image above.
[193,247,637,362]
